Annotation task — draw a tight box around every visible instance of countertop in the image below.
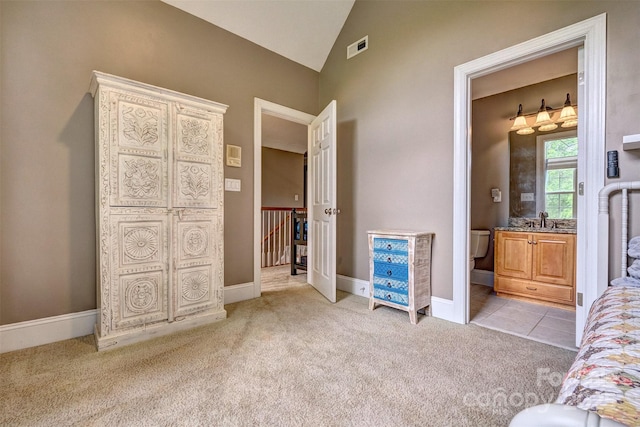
[494,226,577,235]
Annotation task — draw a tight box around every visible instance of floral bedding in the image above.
[556,285,640,426]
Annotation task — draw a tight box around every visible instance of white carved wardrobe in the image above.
[90,71,227,350]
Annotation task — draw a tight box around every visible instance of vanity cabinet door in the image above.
[532,233,575,287]
[495,232,532,279]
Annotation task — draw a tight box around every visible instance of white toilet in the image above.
[470,230,490,270]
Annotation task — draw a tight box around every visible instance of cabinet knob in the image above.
[386,270,393,276]
[387,257,392,263]
[386,281,392,287]
[387,244,392,250]
[385,294,392,300]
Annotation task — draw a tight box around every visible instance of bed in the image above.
[510,181,640,427]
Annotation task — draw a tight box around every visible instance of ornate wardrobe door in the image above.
[171,105,224,317]
[106,90,171,331]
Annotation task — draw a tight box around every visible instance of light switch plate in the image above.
[225,178,241,192]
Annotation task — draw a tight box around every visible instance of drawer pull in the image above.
[526,286,537,291]
[387,244,392,250]
[386,270,393,276]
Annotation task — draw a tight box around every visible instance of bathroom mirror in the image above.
[509,129,578,219]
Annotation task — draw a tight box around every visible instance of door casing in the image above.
[253,98,315,297]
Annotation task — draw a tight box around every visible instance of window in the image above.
[536,131,578,219]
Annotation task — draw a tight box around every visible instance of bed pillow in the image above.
[629,259,640,279]
[629,235,640,258]
[610,275,640,287]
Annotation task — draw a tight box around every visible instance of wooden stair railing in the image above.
[261,207,294,268]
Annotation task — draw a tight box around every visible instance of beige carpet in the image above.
[1,285,576,426]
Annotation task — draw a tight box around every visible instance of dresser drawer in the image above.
[373,238,408,254]
[373,276,408,293]
[495,276,574,304]
[373,262,408,281]
[372,251,408,265]
[373,288,409,306]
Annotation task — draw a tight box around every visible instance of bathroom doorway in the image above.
[467,63,579,348]
[451,14,607,347]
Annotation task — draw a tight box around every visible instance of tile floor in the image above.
[470,283,578,351]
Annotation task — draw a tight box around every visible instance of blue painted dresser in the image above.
[368,230,434,324]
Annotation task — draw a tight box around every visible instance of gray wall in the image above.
[0,0,318,324]
[262,148,305,208]
[319,1,640,300]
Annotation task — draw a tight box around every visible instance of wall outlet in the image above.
[521,192,534,202]
[294,194,299,201]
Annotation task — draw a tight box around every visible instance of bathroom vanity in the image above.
[493,228,576,308]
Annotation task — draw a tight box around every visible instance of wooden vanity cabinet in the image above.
[494,231,576,307]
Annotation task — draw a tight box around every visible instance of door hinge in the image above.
[577,292,583,307]
[578,182,584,196]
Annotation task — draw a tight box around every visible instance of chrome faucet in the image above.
[539,211,548,228]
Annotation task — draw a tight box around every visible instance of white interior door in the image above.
[308,100,337,303]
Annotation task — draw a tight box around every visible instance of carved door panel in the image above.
[109,91,169,208]
[173,106,223,210]
[172,211,223,317]
[110,212,169,330]
[171,105,224,317]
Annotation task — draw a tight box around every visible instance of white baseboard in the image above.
[470,269,494,287]
[431,296,455,322]
[0,309,98,354]
[337,274,369,298]
[223,282,255,304]
[336,274,456,323]
[0,282,256,354]
[1,277,458,353]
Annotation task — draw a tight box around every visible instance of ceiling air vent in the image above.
[347,36,368,59]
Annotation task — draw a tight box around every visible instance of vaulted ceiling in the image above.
[162,0,355,72]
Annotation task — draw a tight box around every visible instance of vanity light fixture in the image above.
[509,94,577,134]
[509,104,535,135]
[558,93,578,128]
[534,99,558,132]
